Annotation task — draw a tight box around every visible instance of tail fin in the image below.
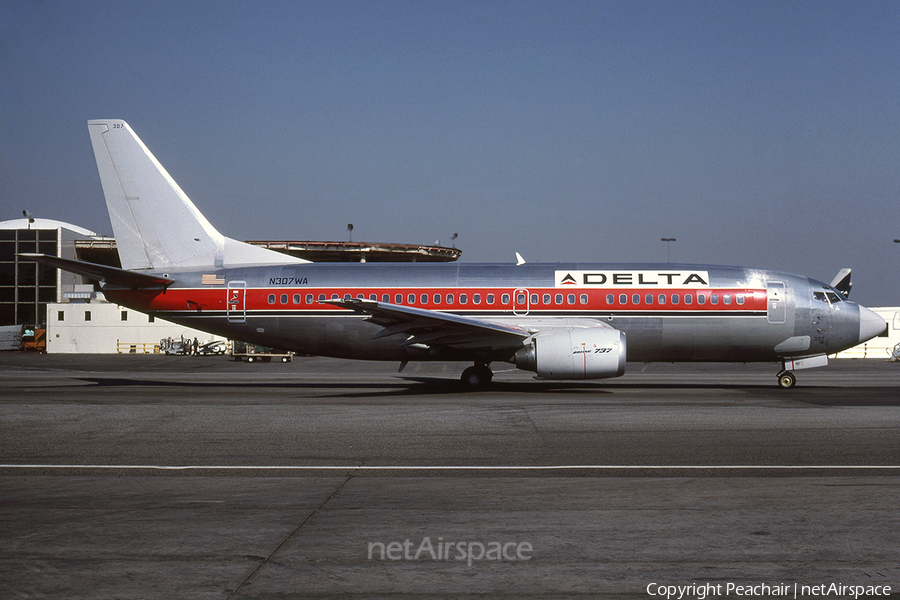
[87,120,305,271]
[829,268,852,299]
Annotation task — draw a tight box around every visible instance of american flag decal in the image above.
[201,274,225,285]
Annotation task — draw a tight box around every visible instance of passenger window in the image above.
[530,293,538,304]
[671,294,679,305]
[487,294,495,304]
[658,294,666,305]
[473,294,481,304]
[293,294,301,304]
[460,294,468,304]
[502,294,510,304]
[736,294,744,305]
[697,294,706,305]
[568,294,575,304]
[684,294,693,305]
[395,294,403,304]
[711,294,719,304]
[555,294,563,304]
[543,294,551,304]
[421,293,428,304]
[318,294,326,302]
[434,294,441,304]
[344,294,352,300]
[580,294,588,305]
[382,294,389,303]
[724,295,732,305]
[632,294,640,304]
[306,294,313,304]
[517,293,526,304]
[607,294,614,304]
[447,293,455,304]
[357,293,365,299]
[280,294,288,304]
[408,294,416,304]
[619,294,628,304]
[813,291,827,302]
[268,294,276,304]
[645,294,653,304]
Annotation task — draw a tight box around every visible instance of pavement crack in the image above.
[226,475,352,599]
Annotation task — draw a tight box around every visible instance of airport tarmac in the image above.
[1,354,898,599]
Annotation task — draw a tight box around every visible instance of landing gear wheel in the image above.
[777,371,796,389]
[461,365,493,389]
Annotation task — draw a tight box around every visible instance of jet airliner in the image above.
[24,120,886,388]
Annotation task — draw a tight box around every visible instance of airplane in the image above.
[23,120,887,389]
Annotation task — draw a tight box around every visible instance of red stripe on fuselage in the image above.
[106,287,768,315]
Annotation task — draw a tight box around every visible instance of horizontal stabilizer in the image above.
[19,254,173,288]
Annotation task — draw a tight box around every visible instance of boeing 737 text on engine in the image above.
[22,121,886,388]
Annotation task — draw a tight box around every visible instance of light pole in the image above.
[661,238,676,263]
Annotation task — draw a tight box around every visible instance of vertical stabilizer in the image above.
[88,120,305,270]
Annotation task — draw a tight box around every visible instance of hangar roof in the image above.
[74,238,461,265]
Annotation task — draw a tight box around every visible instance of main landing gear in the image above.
[776,369,796,389]
[461,363,493,388]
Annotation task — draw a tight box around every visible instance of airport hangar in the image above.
[0,216,897,358]
[0,217,460,353]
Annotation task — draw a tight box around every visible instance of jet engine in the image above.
[512,327,626,380]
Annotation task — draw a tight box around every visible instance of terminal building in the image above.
[0,217,460,353]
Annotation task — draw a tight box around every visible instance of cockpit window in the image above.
[814,288,844,304]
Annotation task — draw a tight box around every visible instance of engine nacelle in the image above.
[512,327,626,380]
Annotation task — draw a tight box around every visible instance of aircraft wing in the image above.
[324,299,531,350]
[19,254,174,289]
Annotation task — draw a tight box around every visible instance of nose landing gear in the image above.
[776,369,796,389]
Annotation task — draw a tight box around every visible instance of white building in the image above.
[46,297,226,354]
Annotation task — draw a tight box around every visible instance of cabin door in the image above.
[766,281,785,324]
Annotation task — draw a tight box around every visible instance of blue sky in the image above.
[2,1,898,305]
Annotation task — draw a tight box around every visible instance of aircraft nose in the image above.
[858,306,886,344]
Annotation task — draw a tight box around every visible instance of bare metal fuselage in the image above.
[103,261,867,365]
